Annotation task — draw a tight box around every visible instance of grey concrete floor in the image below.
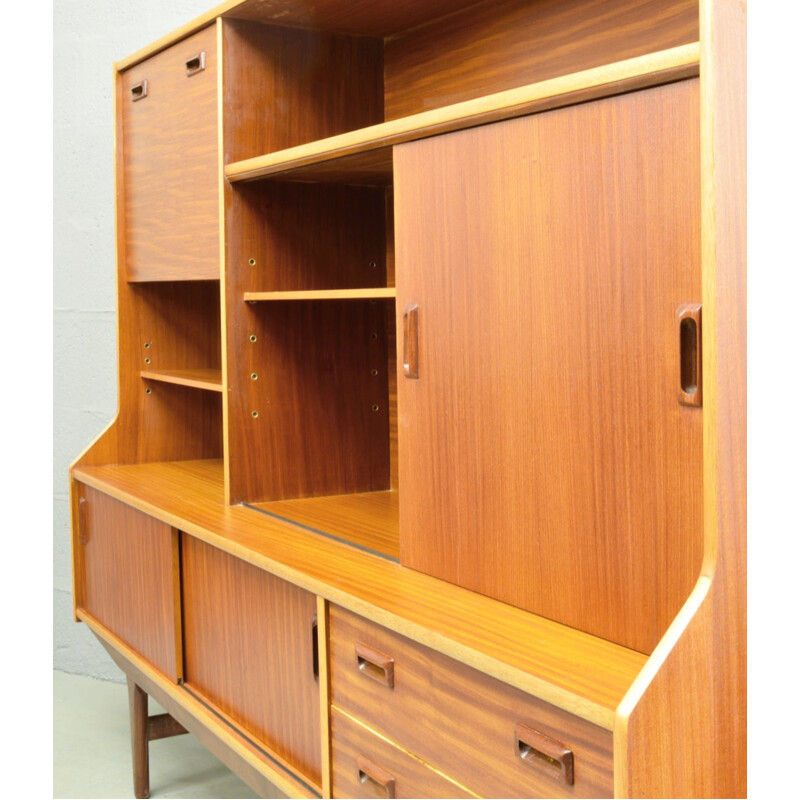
[54,671,283,799]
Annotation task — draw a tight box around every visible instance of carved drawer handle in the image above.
[130,80,147,101]
[185,52,206,77]
[355,642,395,688]
[514,724,574,785]
[357,754,396,798]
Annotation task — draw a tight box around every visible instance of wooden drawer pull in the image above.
[78,497,89,545]
[355,642,395,688]
[514,724,574,785]
[185,52,206,77]
[130,80,148,102]
[677,303,702,407]
[357,755,396,798]
[402,304,419,379]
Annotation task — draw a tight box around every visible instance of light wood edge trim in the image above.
[114,2,242,71]
[225,43,700,182]
[614,6,725,793]
[78,609,319,799]
[217,18,232,505]
[332,707,481,798]
[171,528,184,681]
[68,66,128,617]
[140,370,224,392]
[243,289,398,301]
[612,575,711,795]
[318,597,333,798]
[70,470,620,729]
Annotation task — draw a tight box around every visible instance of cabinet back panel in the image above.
[122,25,219,281]
[181,535,322,785]
[384,0,698,119]
[227,300,390,503]
[78,486,180,679]
[222,19,383,162]
[395,79,702,654]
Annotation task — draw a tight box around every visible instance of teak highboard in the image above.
[69,0,746,797]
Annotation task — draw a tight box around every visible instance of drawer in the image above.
[331,707,475,799]
[329,606,613,799]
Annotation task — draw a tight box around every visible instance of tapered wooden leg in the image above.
[128,678,150,799]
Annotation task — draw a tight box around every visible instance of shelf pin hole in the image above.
[145,388,152,395]
[249,335,257,343]
[250,373,258,381]
[144,357,151,365]
[372,404,380,412]
[144,342,151,349]
[370,369,378,376]
[251,410,259,418]
[248,258,256,266]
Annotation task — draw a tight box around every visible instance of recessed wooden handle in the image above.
[356,755,396,798]
[130,80,148,101]
[677,303,702,407]
[78,497,89,545]
[514,724,574,785]
[355,642,395,688]
[403,304,419,379]
[311,614,319,682]
[185,52,206,77]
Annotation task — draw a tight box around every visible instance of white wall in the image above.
[54,0,215,680]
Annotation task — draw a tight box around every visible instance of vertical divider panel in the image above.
[317,596,333,798]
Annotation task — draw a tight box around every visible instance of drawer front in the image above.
[331,707,474,799]
[181,535,322,787]
[121,24,219,281]
[77,484,181,680]
[330,606,613,799]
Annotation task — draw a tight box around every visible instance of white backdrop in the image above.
[54,0,214,680]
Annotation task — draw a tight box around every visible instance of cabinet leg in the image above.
[127,679,150,799]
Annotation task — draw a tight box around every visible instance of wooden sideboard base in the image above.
[81,610,321,799]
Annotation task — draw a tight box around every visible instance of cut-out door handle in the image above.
[355,642,395,688]
[311,615,319,682]
[185,52,206,76]
[130,80,148,101]
[677,304,702,407]
[403,304,419,379]
[515,724,574,785]
[78,497,89,545]
[357,755,396,798]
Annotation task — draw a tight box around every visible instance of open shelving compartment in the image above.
[223,123,399,560]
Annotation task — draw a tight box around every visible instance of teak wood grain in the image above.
[122,25,219,281]
[330,708,476,799]
[226,299,390,504]
[181,534,322,787]
[249,490,399,561]
[72,460,646,728]
[225,44,699,184]
[384,0,699,119]
[83,611,320,799]
[395,79,703,655]
[77,485,180,680]
[617,0,747,796]
[329,606,614,799]
[222,19,383,163]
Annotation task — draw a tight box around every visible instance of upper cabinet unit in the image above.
[120,25,220,282]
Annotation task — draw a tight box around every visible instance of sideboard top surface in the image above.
[72,459,647,729]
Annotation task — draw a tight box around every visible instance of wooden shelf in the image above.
[224,44,699,184]
[71,459,647,729]
[244,288,396,302]
[141,368,223,392]
[248,490,399,561]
